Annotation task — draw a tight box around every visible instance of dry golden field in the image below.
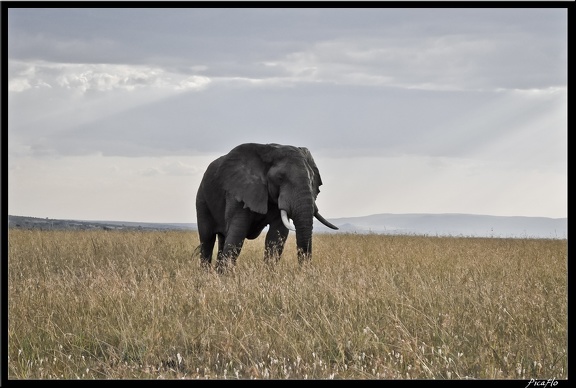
[7,229,567,380]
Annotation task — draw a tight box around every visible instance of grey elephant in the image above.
[196,143,338,272]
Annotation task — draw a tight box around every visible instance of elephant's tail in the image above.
[192,245,202,258]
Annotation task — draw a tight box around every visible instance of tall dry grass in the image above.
[7,229,567,379]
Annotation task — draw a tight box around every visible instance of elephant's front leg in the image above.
[216,214,251,273]
[216,240,245,273]
[264,222,289,264]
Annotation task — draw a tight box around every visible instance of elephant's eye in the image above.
[268,165,288,184]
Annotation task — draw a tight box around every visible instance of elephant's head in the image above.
[219,143,338,260]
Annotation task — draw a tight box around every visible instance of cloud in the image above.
[8,8,566,91]
[8,61,211,94]
[7,8,567,170]
[138,161,200,177]
[267,29,566,92]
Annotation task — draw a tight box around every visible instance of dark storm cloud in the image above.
[8,8,566,87]
[8,8,325,66]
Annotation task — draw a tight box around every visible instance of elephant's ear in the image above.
[299,147,323,199]
[220,144,268,214]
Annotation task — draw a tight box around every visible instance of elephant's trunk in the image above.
[280,208,313,262]
[294,220,313,263]
[290,199,315,263]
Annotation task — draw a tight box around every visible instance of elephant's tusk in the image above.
[315,211,339,230]
[281,210,296,231]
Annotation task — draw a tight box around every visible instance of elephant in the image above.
[195,143,338,272]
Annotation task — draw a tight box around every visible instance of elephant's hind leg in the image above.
[198,233,216,270]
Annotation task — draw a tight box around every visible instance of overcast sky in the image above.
[7,7,567,223]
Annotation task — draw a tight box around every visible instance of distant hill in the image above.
[314,213,567,239]
[7,215,195,232]
[8,213,567,239]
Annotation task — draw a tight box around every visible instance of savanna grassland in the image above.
[7,229,567,380]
